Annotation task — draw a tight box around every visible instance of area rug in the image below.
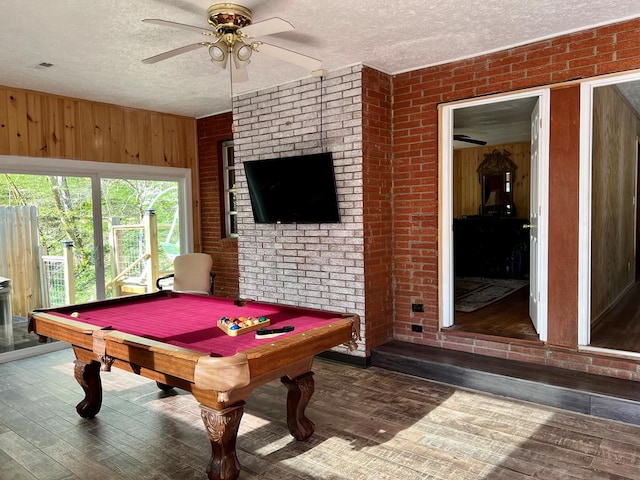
[455,277,529,312]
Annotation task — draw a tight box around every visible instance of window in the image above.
[222,141,238,237]
[0,156,193,356]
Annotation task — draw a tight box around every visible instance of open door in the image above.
[527,96,549,342]
[529,100,541,331]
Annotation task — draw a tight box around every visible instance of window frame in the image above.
[0,155,194,296]
[222,141,238,238]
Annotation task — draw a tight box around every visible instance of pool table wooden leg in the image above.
[73,359,102,418]
[281,371,315,440]
[200,402,244,480]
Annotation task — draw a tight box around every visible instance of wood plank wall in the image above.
[0,85,201,248]
[0,206,43,317]
[591,85,640,322]
[452,142,531,219]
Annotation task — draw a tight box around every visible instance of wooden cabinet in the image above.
[454,216,529,279]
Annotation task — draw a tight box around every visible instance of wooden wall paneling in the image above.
[108,106,125,163]
[77,101,98,161]
[140,111,153,165]
[452,152,462,218]
[1,85,196,169]
[89,102,108,163]
[591,85,640,321]
[468,151,481,215]
[6,89,28,156]
[46,96,65,158]
[150,113,165,166]
[453,148,480,217]
[511,143,531,218]
[123,109,142,164]
[180,119,197,169]
[0,89,9,153]
[453,142,530,218]
[0,84,200,262]
[26,93,46,157]
[162,116,179,167]
[63,98,81,159]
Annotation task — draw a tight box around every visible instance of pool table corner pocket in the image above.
[194,353,251,401]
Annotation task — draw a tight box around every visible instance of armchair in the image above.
[156,253,215,295]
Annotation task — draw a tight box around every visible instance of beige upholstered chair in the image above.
[156,253,215,295]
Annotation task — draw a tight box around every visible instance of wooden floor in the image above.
[451,286,539,342]
[591,281,640,352]
[3,349,640,479]
[451,280,640,353]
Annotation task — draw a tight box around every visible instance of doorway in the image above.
[579,73,640,356]
[440,90,550,342]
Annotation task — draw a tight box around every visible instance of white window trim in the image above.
[578,70,640,358]
[222,141,238,238]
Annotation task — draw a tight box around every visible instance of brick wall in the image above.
[233,66,366,356]
[196,17,640,379]
[392,18,640,380]
[197,112,239,298]
[362,66,395,350]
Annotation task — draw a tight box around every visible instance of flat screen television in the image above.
[243,152,340,224]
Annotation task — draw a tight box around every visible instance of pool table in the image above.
[28,291,360,480]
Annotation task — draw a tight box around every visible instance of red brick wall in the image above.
[362,66,394,351]
[392,17,640,380]
[197,112,239,298]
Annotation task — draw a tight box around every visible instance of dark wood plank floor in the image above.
[3,349,640,479]
[451,280,640,353]
[451,286,539,341]
[591,282,640,352]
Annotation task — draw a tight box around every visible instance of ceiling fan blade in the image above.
[142,42,209,64]
[231,62,249,83]
[241,17,294,38]
[142,18,211,35]
[453,134,487,145]
[253,42,322,71]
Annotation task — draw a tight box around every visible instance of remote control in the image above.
[255,326,295,336]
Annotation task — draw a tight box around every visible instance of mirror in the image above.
[478,149,517,216]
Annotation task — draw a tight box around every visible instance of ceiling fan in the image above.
[453,134,487,145]
[141,3,322,82]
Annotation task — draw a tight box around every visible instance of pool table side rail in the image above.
[241,317,357,379]
[29,310,359,394]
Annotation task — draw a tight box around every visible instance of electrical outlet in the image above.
[411,324,423,333]
[411,303,424,312]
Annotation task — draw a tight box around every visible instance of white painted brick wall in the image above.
[233,65,366,355]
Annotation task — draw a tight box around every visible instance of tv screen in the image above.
[243,152,340,224]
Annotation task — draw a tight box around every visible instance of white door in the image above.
[529,100,541,332]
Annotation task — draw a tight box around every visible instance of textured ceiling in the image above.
[1,0,640,119]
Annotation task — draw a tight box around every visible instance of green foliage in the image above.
[1,173,180,304]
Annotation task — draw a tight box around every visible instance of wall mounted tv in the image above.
[243,152,341,224]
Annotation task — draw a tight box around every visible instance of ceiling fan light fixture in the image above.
[208,43,229,69]
[209,43,227,62]
[235,43,253,62]
[232,42,253,69]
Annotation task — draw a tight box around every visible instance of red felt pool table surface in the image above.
[40,292,345,357]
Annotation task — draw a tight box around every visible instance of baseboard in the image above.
[318,350,370,368]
